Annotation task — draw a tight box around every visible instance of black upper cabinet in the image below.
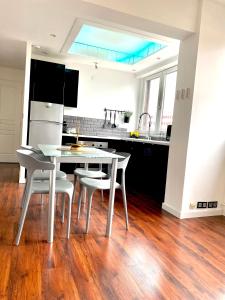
[29,59,65,104]
[64,69,79,108]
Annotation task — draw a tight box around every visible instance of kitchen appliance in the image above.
[28,101,63,147]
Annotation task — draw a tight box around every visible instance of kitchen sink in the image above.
[136,135,167,141]
[150,136,167,141]
[128,136,168,142]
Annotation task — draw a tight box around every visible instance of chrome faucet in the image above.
[138,112,152,139]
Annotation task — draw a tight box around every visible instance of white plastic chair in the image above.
[77,152,131,233]
[20,145,67,207]
[15,149,74,245]
[73,148,116,203]
[21,145,67,180]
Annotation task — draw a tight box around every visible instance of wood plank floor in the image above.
[0,163,225,299]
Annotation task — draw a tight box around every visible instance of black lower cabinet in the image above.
[108,140,169,203]
[60,136,169,204]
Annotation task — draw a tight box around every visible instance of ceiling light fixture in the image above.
[49,33,56,38]
[33,45,41,49]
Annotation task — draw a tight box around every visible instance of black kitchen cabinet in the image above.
[64,69,79,108]
[60,135,169,203]
[29,59,65,104]
[108,140,169,202]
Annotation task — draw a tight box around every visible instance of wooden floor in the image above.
[0,164,225,299]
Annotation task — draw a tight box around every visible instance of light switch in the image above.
[186,88,190,98]
[181,89,186,99]
[176,90,180,100]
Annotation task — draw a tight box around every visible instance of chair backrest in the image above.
[116,152,131,171]
[20,145,50,161]
[21,145,42,154]
[16,149,54,176]
[103,148,116,154]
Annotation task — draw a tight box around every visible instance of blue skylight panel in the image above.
[68,24,166,65]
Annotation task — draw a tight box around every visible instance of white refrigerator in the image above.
[29,101,63,148]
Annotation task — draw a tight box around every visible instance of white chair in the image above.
[21,145,67,180]
[77,152,131,234]
[20,145,67,208]
[73,148,116,203]
[15,149,74,245]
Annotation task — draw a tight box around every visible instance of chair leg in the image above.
[41,194,44,205]
[73,175,78,203]
[66,191,73,239]
[56,193,59,206]
[21,182,29,208]
[101,189,104,202]
[85,189,94,234]
[15,181,32,245]
[121,184,129,230]
[61,193,65,223]
[77,185,83,220]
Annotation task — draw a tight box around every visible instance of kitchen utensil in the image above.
[112,111,117,128]
[103,109,107,128]
[108,111,112,126]
[76,122,80,144]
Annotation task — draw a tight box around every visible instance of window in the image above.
[143,67,177,135]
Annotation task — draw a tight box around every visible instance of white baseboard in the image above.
[162,202,223,219]
[180,208,223,219]
[162,203,181,218]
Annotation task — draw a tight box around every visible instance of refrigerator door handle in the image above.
[30,120,62,125]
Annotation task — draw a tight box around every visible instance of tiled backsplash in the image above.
[64,115,129,138]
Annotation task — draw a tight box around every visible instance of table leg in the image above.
[48,157,56,243]
[106,158,118,237]
[82,163,88,204]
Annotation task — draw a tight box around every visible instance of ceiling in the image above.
[0,0,180,72]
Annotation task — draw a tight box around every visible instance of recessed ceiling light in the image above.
[33,45,41,49]
[49,33,56,38]
[94,62,98,69]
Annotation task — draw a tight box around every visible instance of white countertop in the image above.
[62,133,169,146]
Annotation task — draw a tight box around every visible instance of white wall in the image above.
[183,0,225,216]
[0,66,24,82]
[83,0,200,34]
[64,62,139,130]
[163,33,199,216]
[164,0,225,218]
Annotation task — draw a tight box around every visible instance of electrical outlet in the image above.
[212,201,218,208]
[197,201,207,208]
[208,201,218,208]
[208,202,213,208]
[189,202,195,209]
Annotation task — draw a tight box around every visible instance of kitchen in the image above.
[27,61,175,203]
[1,0,225,298]
[24,22,179,206]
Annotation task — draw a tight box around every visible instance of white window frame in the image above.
[143,66,177,134]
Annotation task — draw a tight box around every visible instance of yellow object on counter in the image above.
[130,130,140,138]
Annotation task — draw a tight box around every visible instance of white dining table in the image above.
[38,144,122,243]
